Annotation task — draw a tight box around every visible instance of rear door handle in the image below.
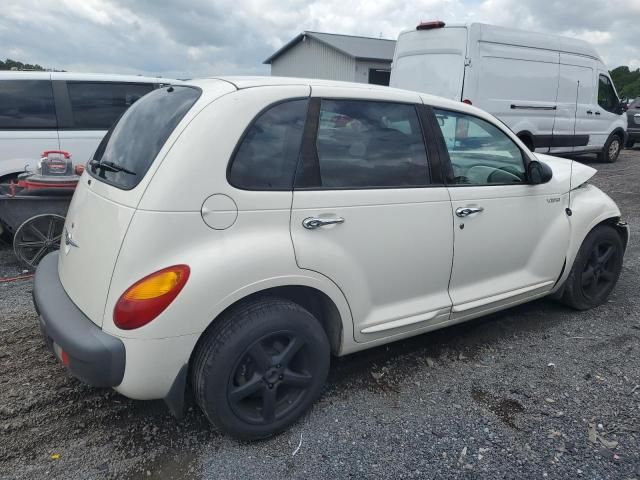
[455,206,484,217]
[595,111,601,115]
[586,110,593,115]
[302,216,345,229]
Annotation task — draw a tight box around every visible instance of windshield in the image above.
[89,85,201,189]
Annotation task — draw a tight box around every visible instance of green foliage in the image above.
[0,58,46,71]
[610,66,640,100]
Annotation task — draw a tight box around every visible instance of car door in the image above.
[431,107,570,320]
[290,87,454,343]
[593,72,622,147]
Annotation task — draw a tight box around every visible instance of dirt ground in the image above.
[1,149,639,480]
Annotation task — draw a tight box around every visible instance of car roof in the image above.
[0,71,176,83]
[186,76,482,117]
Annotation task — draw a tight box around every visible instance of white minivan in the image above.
[0,72,172,181]
[390,22,628,162]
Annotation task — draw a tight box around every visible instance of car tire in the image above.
[191,296,330,441]
[597,133,622,163]
[559,225,624,310]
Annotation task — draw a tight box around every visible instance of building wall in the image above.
[354,60,392,84]
[270,37,356,82]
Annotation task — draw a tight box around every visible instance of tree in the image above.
[0,58,46,71]
[610,66,640,100]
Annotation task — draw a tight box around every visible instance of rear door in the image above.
[58,85,203,326]
[56,81,155,165]
[290,87,454,342]
[390,26,468,100]
[0,75,59,178]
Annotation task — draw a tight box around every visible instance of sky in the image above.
[2,0,639,79]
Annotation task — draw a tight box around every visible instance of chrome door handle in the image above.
[302,216,345,229]
[455,206,484,217]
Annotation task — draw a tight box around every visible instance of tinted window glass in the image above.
[314,100,429,188]
[0,80,56,129]
[229,99,308,189]
[90,86,200,189]
[434,109,525,185]
[68,82,154,129]
[597,75,618,112]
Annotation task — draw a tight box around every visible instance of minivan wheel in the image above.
[598,134,622,163]
[191,297,330,441]
[559,225,624,310]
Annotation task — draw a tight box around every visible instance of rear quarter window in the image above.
[0,80,57,129]
[89,85,201,190]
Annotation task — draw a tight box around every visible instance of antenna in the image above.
[566,80,579,217]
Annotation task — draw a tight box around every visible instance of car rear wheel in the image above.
[598,134,622,163]
[191,297,330,441]
[559,225,624,310]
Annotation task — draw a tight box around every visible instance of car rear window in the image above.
[89,85,201,190]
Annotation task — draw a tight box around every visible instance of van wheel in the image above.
[559,225,624,310]
[191,297,330,441]
[598,134,622,162]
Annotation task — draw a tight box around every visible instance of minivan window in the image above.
[598,75,618,113]
[89,85,200,190]
[434,109,525,185]
[67,82,155,130]
[229,99,308,190]
[312,100,430,188]
[0,80,57,129]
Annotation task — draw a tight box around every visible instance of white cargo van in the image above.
[0,72,173,181]
[390,22,628,162]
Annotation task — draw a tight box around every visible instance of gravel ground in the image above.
[1,149,639,480]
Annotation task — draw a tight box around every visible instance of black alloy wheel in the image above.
[228,332,314,425]
[580,240,617,301]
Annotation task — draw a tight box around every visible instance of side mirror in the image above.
[620,101,628,113]
[528,160,553,184]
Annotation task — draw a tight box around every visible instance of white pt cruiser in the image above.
[33,77,629,440]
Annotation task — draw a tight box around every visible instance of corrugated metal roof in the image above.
[263,31,396,64]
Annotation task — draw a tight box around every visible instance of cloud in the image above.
[0,0,638,79]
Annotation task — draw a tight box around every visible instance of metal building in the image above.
[263,32,396,86]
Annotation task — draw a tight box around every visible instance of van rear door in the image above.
[390,26,468,101]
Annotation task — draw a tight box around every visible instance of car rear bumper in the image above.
[33,252,125,387]
[627,128,640,141]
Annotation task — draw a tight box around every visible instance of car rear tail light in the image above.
[61,350,70,367]
[114,265,190,330]
[462,99,472,105]
[417,20,446,30]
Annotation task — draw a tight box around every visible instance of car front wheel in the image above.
[191,297,330,440]
[559,225,624,310]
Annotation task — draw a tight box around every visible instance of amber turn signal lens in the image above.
[114,265,190,330]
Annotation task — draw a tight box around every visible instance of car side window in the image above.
[312,100,430,188]
[0,80,57,129]
[433,109,526,185]
[597,75,618,113]
[229,99,309,190]
[67,82,155,130]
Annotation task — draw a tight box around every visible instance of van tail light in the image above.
[417,21,446,30]
[462,99,472,105]
[114,265,190,330]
